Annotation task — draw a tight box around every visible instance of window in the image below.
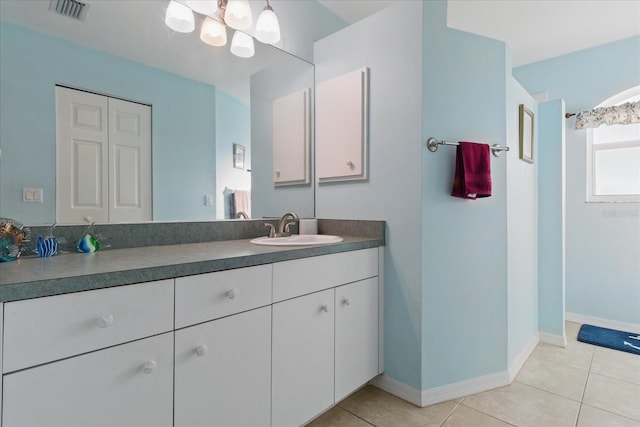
[587,87,640,202]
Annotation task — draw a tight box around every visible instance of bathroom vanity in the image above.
[0,227,384,427]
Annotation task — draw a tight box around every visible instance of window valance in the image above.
[575,101,640,129]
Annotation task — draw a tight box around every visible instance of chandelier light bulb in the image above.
[200,17,227,47]
[225,0,253,30]
[165,0,195,33]
[185,0,218,17]
[230,30,255,58]
[255,5,280,44]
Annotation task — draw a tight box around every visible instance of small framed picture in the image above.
[233,144,245,169]
[519,104,534,163]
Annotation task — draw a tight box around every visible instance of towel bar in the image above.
[426,137,509,158]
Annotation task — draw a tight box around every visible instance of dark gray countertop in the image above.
[0,236,383,302]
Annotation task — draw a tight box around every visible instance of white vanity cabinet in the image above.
[271,248,381,426]
[174,307,272,427]
[3,333,174,427]
[0,245,383,427]
[1,279,175,427]
[272,289,335,427]
[174,266,272,427]
[335,277,379,402]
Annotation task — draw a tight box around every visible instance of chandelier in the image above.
[164,0,281,58]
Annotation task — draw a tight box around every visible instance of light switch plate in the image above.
[23,188,43,203]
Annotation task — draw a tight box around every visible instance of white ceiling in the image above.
[1,0,638,100]
[446,0,640,67]
[320,0,640,66]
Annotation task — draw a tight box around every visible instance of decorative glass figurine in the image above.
[0,218,31,262]
[77,222,101,253]
[35,223,59,258]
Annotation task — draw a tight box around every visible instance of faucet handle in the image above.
[263,223,276,238]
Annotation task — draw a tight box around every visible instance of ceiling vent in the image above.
[49,0,90,21]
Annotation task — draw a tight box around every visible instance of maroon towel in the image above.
[451,142,492,199]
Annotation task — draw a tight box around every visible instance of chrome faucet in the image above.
[276,212,299,237]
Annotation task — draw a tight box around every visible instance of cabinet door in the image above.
[2,333,173,427]
[316,68,369,183]
[174,306,271,427]
[272,289,334,427]
[272,88,310,186]
[335,277,379,401]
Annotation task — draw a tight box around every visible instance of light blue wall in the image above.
[515,37,640,326]
[0,22,217,224]
[314,1,424,389]
[421,0,508,387]
[537,99,566,336]
[215,91,251,219]
[250,48,316,219]
[507,78,539,363]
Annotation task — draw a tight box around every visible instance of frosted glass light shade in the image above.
[165,0,195,33]
[230,30,255,58]
[185,0,218,17]
[255,6,280,44]
[225,0,252,30]
[200,17,227,46]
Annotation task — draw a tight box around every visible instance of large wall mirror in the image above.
[0,0,315,225]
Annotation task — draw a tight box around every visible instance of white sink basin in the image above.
[250,234,344,246]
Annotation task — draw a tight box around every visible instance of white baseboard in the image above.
[369,374,423,406]
[539,331,567,347]
[419,371,510,407]
[508,333,539,382]
[370,371,510,408]
[566,312,640,333]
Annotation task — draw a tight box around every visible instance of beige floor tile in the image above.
[566,321,583,341]
[531,340,594,371]
[577,404,640,427]
[515,355,589,401]
[591,347,640,385]
[583,373,640,421]
[442,404,514,427]
[306,406,373,427]
[462,381,580,427]
[339,385,458,427]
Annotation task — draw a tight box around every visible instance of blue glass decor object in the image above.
[0,218,31,262]
[77,233,100,253]
[36,236,59,258]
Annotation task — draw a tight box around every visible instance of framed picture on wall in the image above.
[233,144,245,169]
[519,104,534,163]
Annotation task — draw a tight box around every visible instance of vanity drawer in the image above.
[175,264,272,329]
[273,248,378,302]
[3,279,174,373]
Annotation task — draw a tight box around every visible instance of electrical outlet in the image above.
[23,188,43,203]
[204,194,213,206]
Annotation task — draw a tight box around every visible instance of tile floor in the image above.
[308,322,640,427]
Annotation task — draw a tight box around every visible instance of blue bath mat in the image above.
[578,324,640,355]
